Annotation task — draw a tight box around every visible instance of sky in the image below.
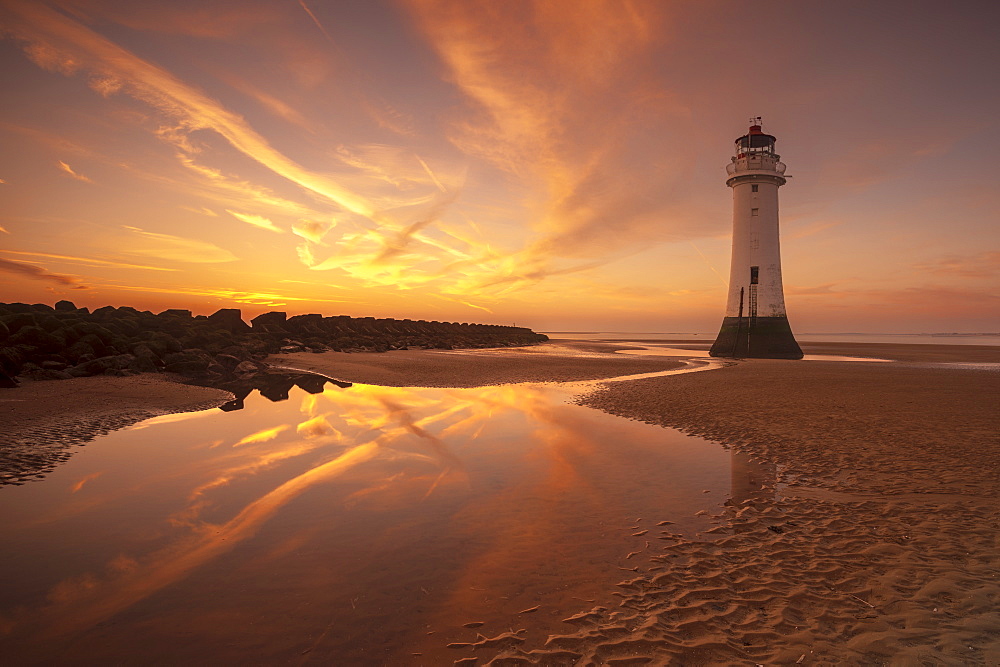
[0,0,998,333]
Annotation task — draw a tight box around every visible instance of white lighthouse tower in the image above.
[710,119,802,359]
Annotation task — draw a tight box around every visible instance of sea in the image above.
[542,332,1000,346]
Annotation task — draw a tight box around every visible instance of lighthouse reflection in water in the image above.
[0,373,769,663]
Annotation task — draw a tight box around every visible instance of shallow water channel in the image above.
[0,369,773,664]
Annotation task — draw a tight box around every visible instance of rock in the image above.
[214,354,242,370]
[233,360,263,378]
[250,311,287,333]
[128,345,162,373]
[40,360,67,370]
[54,300,78,312]
[64,341,96,363]
[286,314,325,334]
[279,345,303,354]
[208,308,251,333]
[205,361,226,376]
[92,305,118,318]
[68,354,136,377]
[145,332,182,356]
[158,309,192,319]
[0,370,18,388]
[10,325,64,353]
[2,313,37,335]
[163,350,212,375]
[0,346,25,375]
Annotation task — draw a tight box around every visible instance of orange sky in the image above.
[1,0,998,332]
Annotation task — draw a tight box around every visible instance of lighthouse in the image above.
[709,119,803,359]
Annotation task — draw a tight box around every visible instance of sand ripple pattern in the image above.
[0,375,231,486]
[457,492,998,665]
[450,360,1000,664]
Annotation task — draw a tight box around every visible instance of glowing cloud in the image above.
[0,257,89,288]
[56,160,93,183]
[234,425,291,447]
[226,210,284,234]
[0,250,178,272]
[3,2,376,217]
[118,226,238,263]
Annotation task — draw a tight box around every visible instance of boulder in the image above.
[64,341,97,363]
[214,354,242,370]
[92,305,118,318]
[10,326,63,354]
[250,311,288,333]
[233,360,265,378]
[208,308,251,333]
[68,354,136,377]
[2,312,37,334]
[128,345,162,373]
[286,314,325,334]
[163,350,212,375]
[158,309,193,319]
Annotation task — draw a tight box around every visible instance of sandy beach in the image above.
[2,339,998,663]
[0,375,231,486]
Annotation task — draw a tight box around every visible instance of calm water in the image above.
[546,332,1000,346]
[0,371,770,664]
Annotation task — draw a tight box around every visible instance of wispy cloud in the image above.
[119,226,238,263]
[297,0,336,46]
[402,0,692,287]
[0,249,178,272]
[4,2,376,217]
[226,210,284,234]
[179,206,218,217]
[0,257,89,288]
[56,160,93,183]
[94,280,356,307]
[914,251,1000,279]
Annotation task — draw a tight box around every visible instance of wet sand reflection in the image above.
[0,373,740,663]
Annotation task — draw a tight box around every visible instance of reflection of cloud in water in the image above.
[233,424,290,446]
[29,380,558,638]
[18,377,727,652]
[126,410,217,430]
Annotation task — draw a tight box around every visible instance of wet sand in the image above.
[268,342,687,387]
[492,351,998,664]
[276,341,999,662]
[0,343,680,487]
[0,375,232,485]
[2,340,998,663]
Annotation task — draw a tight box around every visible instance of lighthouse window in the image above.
[751,185,759,192]
[751,208,759,216]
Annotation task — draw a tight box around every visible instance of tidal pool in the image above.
[0,372,770,664]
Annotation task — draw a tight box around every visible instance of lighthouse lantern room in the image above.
[709,118,803,359]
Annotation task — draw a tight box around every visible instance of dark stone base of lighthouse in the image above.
[709,316,803,359]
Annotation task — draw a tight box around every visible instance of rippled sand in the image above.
[2,340,998,664]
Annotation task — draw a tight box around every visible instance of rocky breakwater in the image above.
[0,301,548,387]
